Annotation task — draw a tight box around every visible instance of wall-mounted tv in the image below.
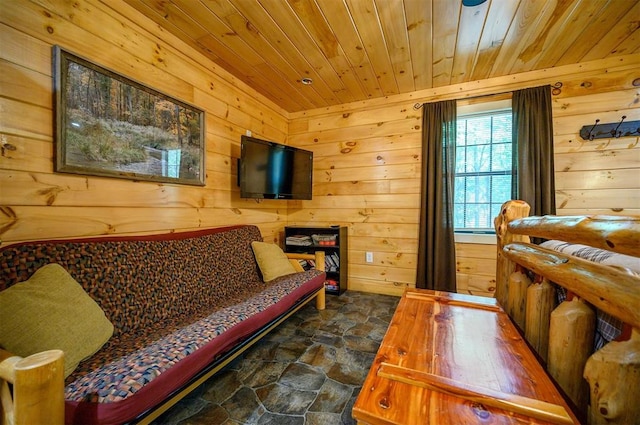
[239,135,313,200]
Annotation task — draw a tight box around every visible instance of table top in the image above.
[352,289,580,425]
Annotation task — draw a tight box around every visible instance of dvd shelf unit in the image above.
[284,226,348,295]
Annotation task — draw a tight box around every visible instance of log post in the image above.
[315,287,326,311]
[285,251,326,310]
[315,251,326,310]
[0,350,65,425]
[548,297,595,414]
[494,200,530,308]
[315,250,326,273]
[584,328,640,425]
[525,277,556,363]
[506,267,530,331]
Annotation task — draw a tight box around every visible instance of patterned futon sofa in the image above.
[0,225,325,425]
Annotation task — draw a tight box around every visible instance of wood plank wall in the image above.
[0,0,638,298]
[288,55,640,297]
[0,0,289,245]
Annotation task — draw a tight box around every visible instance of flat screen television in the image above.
[239,135,313,200]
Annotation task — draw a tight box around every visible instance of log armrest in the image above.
[0,348,65,425]
[286,251,326,310]
[286,251,326,272]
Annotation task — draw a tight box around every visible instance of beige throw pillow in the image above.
[251,241,297,282]
[0,263,114,378]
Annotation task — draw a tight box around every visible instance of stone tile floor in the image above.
[151,291,399,425]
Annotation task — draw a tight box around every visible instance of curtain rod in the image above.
[412,82,563,110]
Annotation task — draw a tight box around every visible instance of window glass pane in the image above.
[464,177,478,202]
[455,147,467,173]
[492,114,512,142]
[465,176,491,203]
[464,116,492,145]
[454,176,466,203]
[465,145,491,172]
[475,176,491,203]
[491,175,511,200]
[456,121,467,146]
[477,204,492,228]
[491,143,512,171]
[453,203,465,228]
[464,203,491,228]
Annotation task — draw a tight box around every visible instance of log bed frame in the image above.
[495,200,640,425]
[0,251,325,425]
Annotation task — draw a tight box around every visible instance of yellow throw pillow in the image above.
[251,241,297,282]
[0,263,114,378]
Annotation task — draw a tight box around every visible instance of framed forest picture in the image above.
[53,46,205,186]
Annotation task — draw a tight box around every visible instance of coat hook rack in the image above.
[579,115,640,141]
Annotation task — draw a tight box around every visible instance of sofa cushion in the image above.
[0,263,114,377]
[251,241,297,282]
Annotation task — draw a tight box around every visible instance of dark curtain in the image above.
[416,100,457,291]
[511,85,556,217]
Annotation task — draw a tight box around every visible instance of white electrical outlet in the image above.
[365,252,374,263]
[246,130,252,137]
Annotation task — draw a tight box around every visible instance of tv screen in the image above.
[240,135,313,200]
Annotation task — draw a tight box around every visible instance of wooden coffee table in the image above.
[352,289,580,424]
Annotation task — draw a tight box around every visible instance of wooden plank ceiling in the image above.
[125,0,640,113]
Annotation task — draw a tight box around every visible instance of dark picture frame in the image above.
[53,46,205,186]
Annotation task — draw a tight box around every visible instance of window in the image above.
[454,100,512,233]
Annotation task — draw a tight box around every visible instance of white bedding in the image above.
[540,240,640,349]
